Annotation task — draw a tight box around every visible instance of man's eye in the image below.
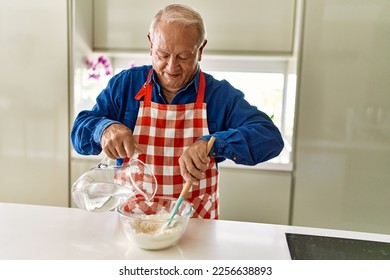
[178,55,190,61]
[158,53,169,59]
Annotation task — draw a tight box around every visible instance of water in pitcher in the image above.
[74,182,134,212]
[72,157,157,212]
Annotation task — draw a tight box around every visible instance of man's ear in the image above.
[198,40,208,61]
[147,33,153,55]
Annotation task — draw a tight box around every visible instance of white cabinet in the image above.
[292,0,390,234]
[93,0,296,54]
[219,167,291,225]
[0,0,69,206]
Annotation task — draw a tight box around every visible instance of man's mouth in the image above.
[166,72,180,78]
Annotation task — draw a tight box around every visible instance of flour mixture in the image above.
[122,213,186,250]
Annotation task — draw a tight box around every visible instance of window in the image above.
[207,72,284,129]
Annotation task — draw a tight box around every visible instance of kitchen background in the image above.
[1,0,389,234]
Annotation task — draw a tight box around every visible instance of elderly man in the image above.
[71,4,284,219]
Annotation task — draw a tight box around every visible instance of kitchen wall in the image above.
[0,0,69,206]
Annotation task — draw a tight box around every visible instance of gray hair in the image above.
[149,4,207,47]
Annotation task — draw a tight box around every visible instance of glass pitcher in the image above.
[72,156,157,212]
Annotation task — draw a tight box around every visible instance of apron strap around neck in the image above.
[134,69,153,101]
[195,70,206,105]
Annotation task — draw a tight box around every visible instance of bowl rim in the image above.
[116,195,193,222]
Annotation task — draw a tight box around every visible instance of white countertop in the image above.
[1,203,390,260]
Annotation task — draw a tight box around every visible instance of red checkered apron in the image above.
[130,69,219,219]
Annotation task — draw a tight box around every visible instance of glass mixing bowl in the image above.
[117,196,193,250]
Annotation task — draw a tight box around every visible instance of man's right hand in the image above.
[101,123,141,159]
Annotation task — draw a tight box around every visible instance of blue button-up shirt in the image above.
[71,65,284,165]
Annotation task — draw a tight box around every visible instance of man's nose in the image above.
[166,56,179,71]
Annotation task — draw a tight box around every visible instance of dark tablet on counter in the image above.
[286,233,390,260]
